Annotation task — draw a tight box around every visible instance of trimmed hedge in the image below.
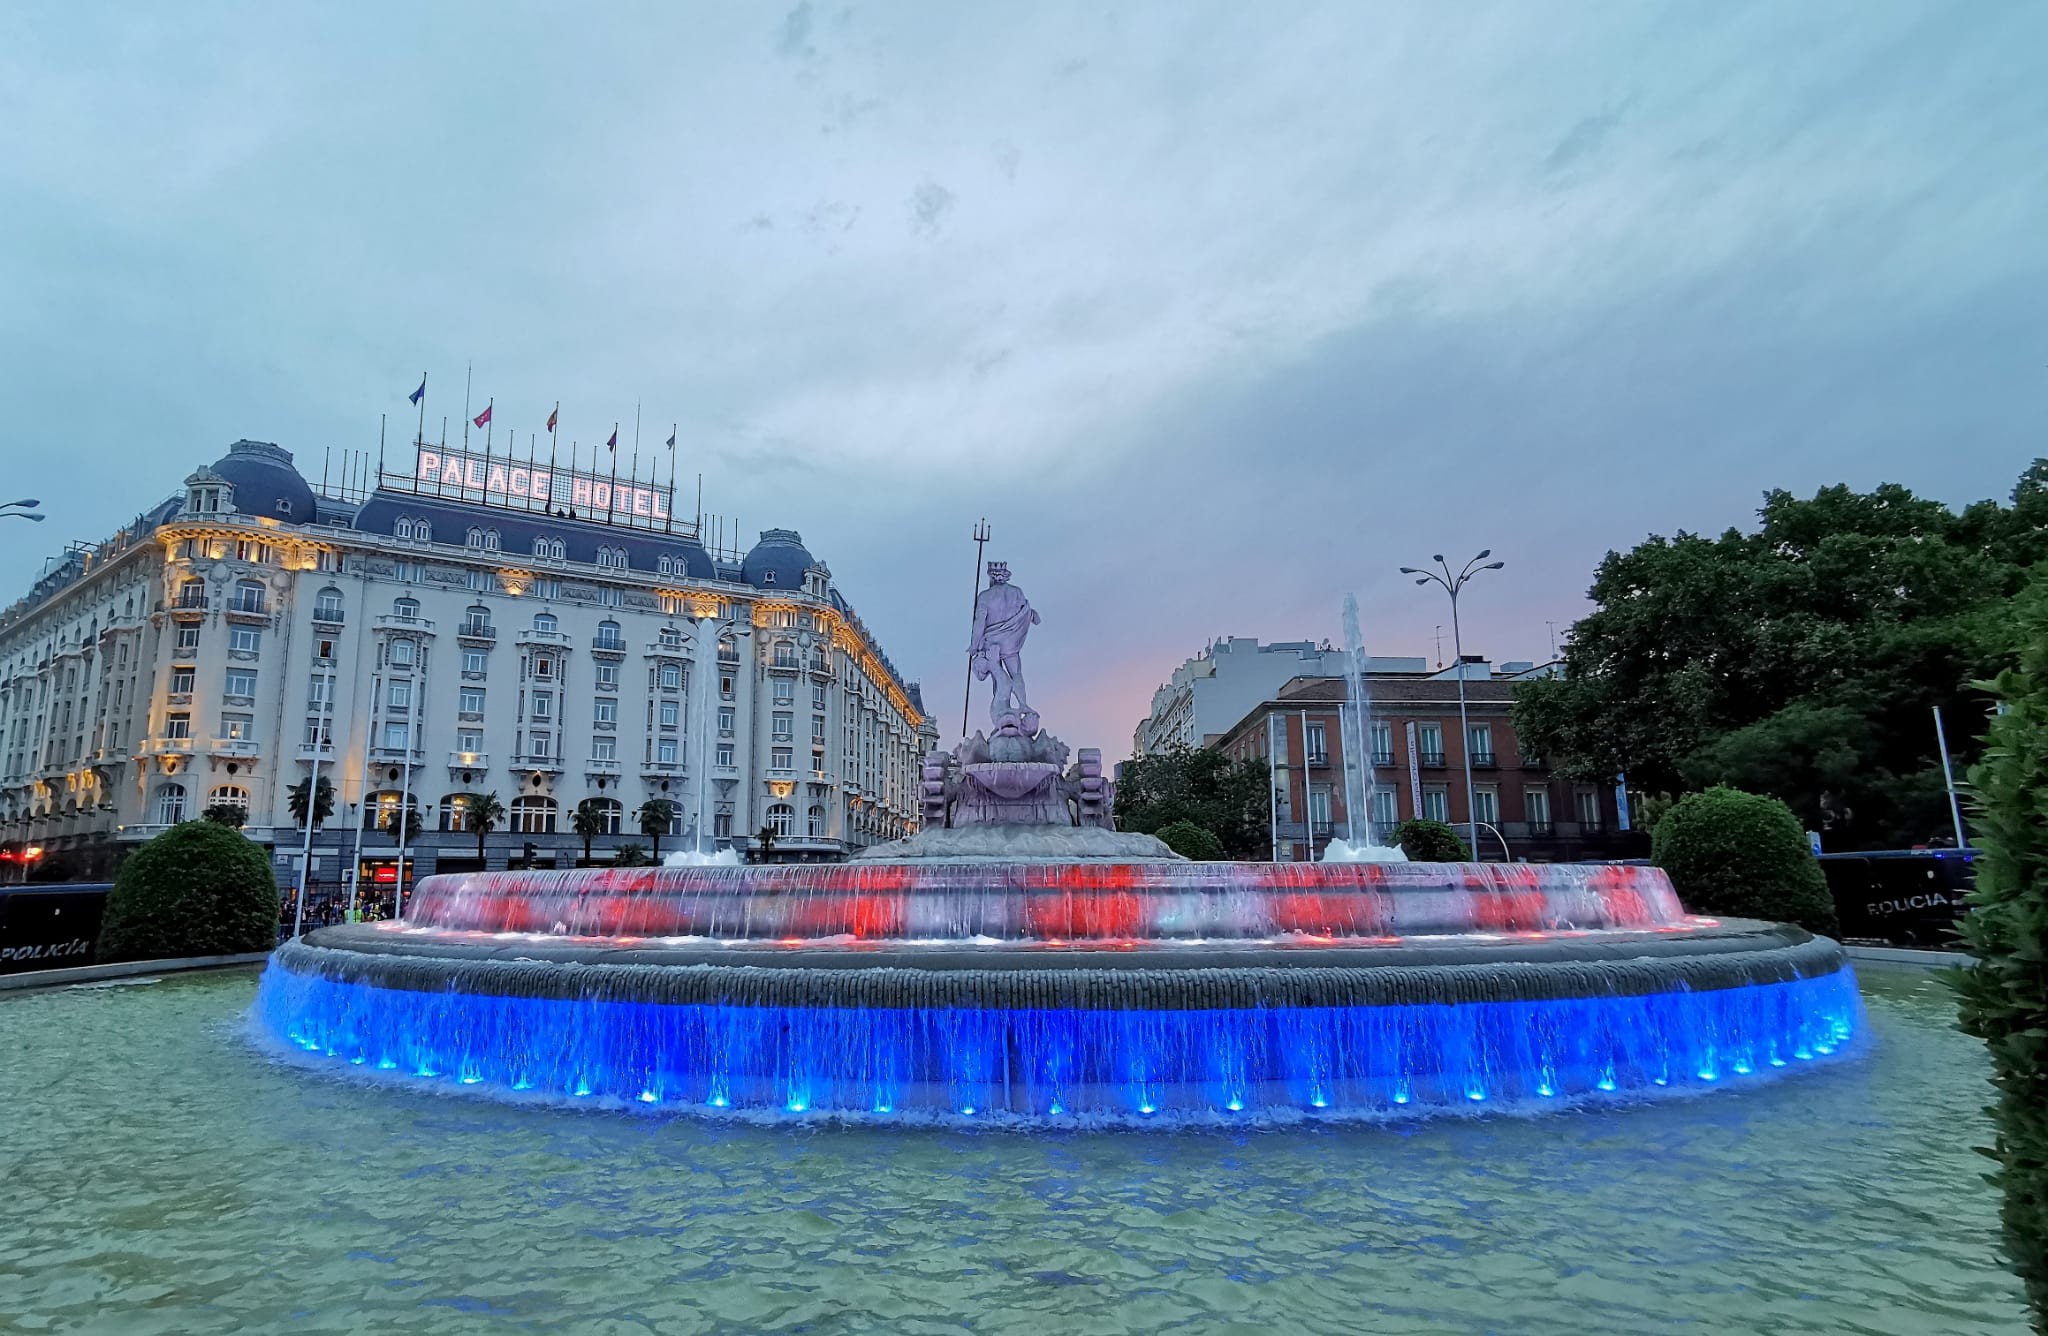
[97,821,279,962]
[1650,786,1836,933]
[1391,819,1469,862]
[1951,587,2048,1331]
[1155,820,1225,861]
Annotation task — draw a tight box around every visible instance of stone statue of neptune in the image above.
[968,561,1040,726]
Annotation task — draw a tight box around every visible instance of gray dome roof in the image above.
[211,440,315,522]
[741,528,816,589]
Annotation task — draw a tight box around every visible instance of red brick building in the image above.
[1212,665,1635,863]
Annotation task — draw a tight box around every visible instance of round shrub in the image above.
[1651,786,1837,933]
[1155,820,1225,861]
[98,821,279,962]
[1391,818,1469,862]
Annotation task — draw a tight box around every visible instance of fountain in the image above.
[253,561,1861,1124]
[664,614,741,868]
[1322,592,1407,864]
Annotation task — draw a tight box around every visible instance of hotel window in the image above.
[534,537,551,558]
[457,728,483,752]
[657,737,678,764]
[533,656,556,681]
[812,683,827,710]
[467,568,493,592]
[533,613,558,633]
[1468,724,1494,763]
[773,640,797,668]
[772,747,793,770]
[531,691,553,720]
[164,712,192,740]
[224,669,257,698]
[232,581,266,613]
[528,732,552,758]
[596,620,624,650]
[229,628,261,654]
[595,663,618,690]
[1308,787,1332,828]
[308,676,333,707]
[659,700,679,728]
[594,698,617,725]
[714,813,733,840]
[1305,721,1327,764]
[1524,788,1552,828]
[1422,786,1450,822]
[169,666,196,694]
[718,707,735,734]
[599,587,621,608]
[459,688,486,715]
[659,626,683,648]
[773,681,794,705]
[812,716,827,744]
[772,711,793,739]
[659,663,682,690]
[393,597,421,620]
[720,675,734,700]
[1473,786,1499,826]
[154,784,186,824]
[177,578,205,609]
[382,721,411,750]
[1370,787,1399,833]
[315,590,344,621]
[176,624,200,651]
[1370,721,1393,764]
[220,713,253,741]
[388,680,412,710]
[535,577,560,599]
[1418,723,1444,763]
[716,743,735,767]
[593,737,616,762]
[1576,788,1604,828]
[463,649,488,675]
[304,717,332,747]
[389,639,415,667]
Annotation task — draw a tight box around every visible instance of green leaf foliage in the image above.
[1514,463,2044,848]
[285,775,334,829]
[200,802,247,828]
[1951,577,2048,1330]
[97,821,278,962]
[1154,820,1225,861]
[1649,786,1837,933]
[612,842,654,867]
[1390,819,1469,862]
[1115,746,1272,859]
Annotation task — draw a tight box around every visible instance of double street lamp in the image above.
[1399,551,1505,859]
[1,499,43,523]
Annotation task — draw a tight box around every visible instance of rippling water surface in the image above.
[0,966,2025,1334]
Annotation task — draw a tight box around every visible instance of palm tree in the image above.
[637,798,677,862]
[286,775,334,829]
[465,791,506,863]
[755,823,778,865]
[380,806,424,844]
[572,798,609,865]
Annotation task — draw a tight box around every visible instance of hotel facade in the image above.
[0,439,935,888]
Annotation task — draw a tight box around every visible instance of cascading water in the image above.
[1323,593,1406,864]
[666,615,740,868]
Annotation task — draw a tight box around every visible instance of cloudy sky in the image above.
[3,2,2043,755]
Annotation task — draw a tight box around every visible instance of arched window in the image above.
[534,536,550,558]
[553,539,565,560]
[591,796,623,835]
[767,803,794,837]
[208,784,249,810]
[154,783,187,825]
[363,789,408,830]
[810,646,830,673]
[658,556,672,576]
[484,529,500,551]
[807,804,825,837]
[462,604,491,635]
[533,613,557,633]
[415,519,431,543]
[232,580,266,614]
[510,795,558,834]
[437,793,471,831]
[392,597,421,621]
[388,638,415,668]
[176,578,205,610]
[397,518,414,540]
[773,639,797,668]
[596,619,622,650]
[466,526,485,549]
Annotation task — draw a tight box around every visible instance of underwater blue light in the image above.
[253,964,1863,1124]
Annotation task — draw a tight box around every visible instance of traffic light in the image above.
[523,841,539,867]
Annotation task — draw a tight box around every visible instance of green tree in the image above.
[98,821,278,962]
[572,798,610,864]
[1951,580,2048,1329]
[1649,786,1836,932]
[1515,465,2040,848]
[1390,818,1469,861]
[380,805,424,845]
[638,799,677,862]
[286,774,334,829]
[464,791,505,862]
[755,823,778,864]
[201,801,248,828]
[1115,746,1272,858]
[612,842,654,867]
[1154,819,1225,861]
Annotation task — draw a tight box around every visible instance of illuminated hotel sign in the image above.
[411,447,672,521]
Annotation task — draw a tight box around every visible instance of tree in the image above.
[1390,819,1469,861]
[1154,820,1224,861]
[637,799,677,862]
[1115,746,1273,858]
[380,806,424,845]
[1649,786,1836,932]
[201,802,247,828]
[612,842,654,867]
[464,791,506,862]
[572,798,610,864]
[755,823,778,864]
[98,821,277,962]
[286,774,334,829]
[1515,464,2042,848]
[1951,579,2048,1329]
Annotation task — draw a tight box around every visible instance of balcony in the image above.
[448,750,489,770]
[510,754,563,773]
[295,741,336,762]
[1370,751,1396,768]
[517,628,571,647]
[208,737,262,758]
[641,759,683,777]
[1419,751,1447,768]
[374,614,436,636]
[1470,752,1498,769]
[170,600,207,623]
[1526,820,1556,838]
[369,745,425,764]
[1305,752,1331,769]
[585,758,623,777]
[312,606,345,626]
[140,736,197,758]
[591,635,628,655]
[457,621,497,645]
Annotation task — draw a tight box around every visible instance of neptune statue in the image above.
[968,561,1040,728]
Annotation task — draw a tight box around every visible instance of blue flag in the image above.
[408,375,426,405]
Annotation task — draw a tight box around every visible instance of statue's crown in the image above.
[987,561,1010,580]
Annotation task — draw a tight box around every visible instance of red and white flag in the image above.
[473,404,493,429]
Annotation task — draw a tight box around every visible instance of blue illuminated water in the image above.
[254,963,1862,1124]
[0,967,2024,1332]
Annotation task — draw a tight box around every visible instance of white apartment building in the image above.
[1131,636,1427,758]
[0,440,936,885]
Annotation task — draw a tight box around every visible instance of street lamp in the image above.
[0,499,43,523]
[1399,551,1506,859]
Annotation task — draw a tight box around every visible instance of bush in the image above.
[1391,819,1469,861]
[1951,585,2048,1329]
[97,821,279,962]
[1650,786,1836,932]
[201,802,247,828]
[1155,820,1225,861]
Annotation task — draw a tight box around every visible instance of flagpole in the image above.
[665,425,677,534]
[547,403,560,514]
[438,418,449,493]
[376,415,386,495]
[480,401,492,506]
[608,424,620,525]
[629,401,641,529]
[415,372,427,452]
[462,361,472,448]
[696,473,703,542]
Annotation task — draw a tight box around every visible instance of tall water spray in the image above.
[1323,593,1405,863]
[668,615,740,867]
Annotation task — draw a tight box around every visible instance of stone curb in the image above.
[0,951,273,993]
[1846,945,1966,969]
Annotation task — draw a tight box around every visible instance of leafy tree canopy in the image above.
[1154,820,1225,861]
[1515,463,2045,847]
[1390,819,1469,861]
[99,820,277,961]
[1115,746,1271,858]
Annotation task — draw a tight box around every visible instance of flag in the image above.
[665,426,676,450]
[607,428,618,453]
[473,404,492,428]
[408,376,425,405]
[546,407,558,433]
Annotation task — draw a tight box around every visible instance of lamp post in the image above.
[1,499,43,523]
[1399,551,1505,859]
